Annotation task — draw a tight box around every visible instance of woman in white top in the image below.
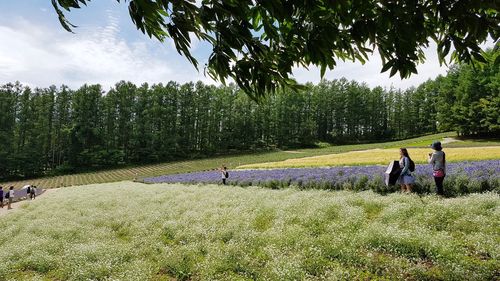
[220,166,229,185]
[8,186,14,209]
[428,141,445,195]
[398,148,415,193]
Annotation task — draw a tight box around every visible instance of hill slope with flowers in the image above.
[2,132,499,190]
[0,183,498,280]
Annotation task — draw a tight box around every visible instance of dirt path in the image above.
[283,150,304,154]
[441,137,460,144]
[0,189,58,217]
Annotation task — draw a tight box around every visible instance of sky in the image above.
[0,0,494,91]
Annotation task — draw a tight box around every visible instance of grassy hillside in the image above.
[2,132,499,189]
[0,182,498,280]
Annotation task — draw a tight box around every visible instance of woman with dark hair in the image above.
[220,166,229,185]
[428,141,446,195]
[399,148,415,193]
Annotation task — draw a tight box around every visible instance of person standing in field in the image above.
[399,148,415,193]
[0,186,4,208]
[428,141,446,196]
[7,186,14,209]
[30,185,36,200]
[220,166,229,185]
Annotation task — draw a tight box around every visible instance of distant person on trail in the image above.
[0,186,4,208]
[428,141,446,196]
[399,148,415,193]
[23,185,31,200]
[7,186,14,209]
[220,166,229,185]
[30,185,36,200]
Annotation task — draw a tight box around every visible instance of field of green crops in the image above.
[2,132,499,189]
[0,182,498,280]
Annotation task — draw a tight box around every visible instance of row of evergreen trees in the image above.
[0,49,498,180]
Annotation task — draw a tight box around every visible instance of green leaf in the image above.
[389,65,398,77]
[381,61,393,73]
[320,64,327,78]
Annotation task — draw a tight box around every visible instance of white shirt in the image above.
[428,151,446,173]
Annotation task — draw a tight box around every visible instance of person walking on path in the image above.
[0,187,3,208]
[7,186,14,209]
[428,141,446,196]
[220,166,229,185]
[30,185,36,200]
[23,185,31,200]
[398,148,415,193]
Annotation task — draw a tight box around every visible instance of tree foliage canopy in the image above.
[53,0,498,98]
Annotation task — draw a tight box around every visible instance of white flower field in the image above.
[0,182,498,280]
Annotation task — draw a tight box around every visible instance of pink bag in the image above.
[433,169,445,177]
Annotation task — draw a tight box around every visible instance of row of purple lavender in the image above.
[143,160,500,196]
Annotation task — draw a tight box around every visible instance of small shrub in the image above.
[355,175,369,191]
[163,248,203,281]
[252,208,276,231]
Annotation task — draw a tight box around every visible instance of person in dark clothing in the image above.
[0,186,4,208]
[30,185,36,200]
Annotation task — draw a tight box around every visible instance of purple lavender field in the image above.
[144,160,500,196]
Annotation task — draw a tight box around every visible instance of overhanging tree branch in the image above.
[52,0,499,99]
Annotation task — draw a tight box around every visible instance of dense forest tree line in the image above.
[433,50,500,136]
[0,49,498,180]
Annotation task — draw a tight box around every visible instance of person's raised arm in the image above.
[428,152,435,164]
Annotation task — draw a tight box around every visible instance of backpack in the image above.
[27,186,31,193]
[225,171,229,178]
[5,191,9,199]
[409,159,415,172]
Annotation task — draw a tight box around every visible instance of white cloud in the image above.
[293,40,496,89]
[0,14,494,91]
[293,44,447,89]
[0,16,214,90]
